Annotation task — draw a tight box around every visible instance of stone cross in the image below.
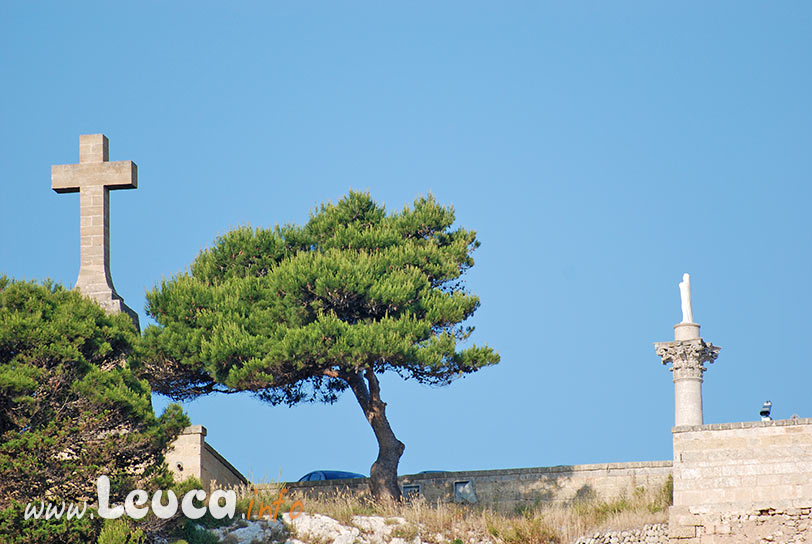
[51,134,140,329]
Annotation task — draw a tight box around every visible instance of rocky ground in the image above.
[206,512,493,544]
[201,513,668,544]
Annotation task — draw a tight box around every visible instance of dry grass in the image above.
[228,475,672,544]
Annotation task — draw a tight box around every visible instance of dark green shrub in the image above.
[0,277,189,542]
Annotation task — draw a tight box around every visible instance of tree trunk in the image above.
[345,369,405,502]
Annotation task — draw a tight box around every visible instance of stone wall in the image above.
[670,418,812,543]
[669,506,812,544]
[573,523,669,544]
[672,419,812,507]
[282,460,672,510]
[165,425,247,492]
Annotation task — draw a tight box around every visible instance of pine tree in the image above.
[0,277,188,542]
[142,191,499,500]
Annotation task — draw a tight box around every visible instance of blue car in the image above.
[298,470,366,482]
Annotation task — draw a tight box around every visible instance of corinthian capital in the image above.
[654,339,721,376]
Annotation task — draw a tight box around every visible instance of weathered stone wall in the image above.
[670,505,811,544]
[573,523,668,544]
[200,441,247,492]
[670,418,812,543]
[282,460,672,510]
[165,425,247,492]
[672,419,812,507]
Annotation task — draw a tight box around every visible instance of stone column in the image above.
[655,323,720,427]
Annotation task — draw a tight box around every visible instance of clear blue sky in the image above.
[2,2,811,483]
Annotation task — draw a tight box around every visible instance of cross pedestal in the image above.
[52,134,140,330]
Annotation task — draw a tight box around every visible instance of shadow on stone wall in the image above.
[572,484,596,503]
[273,461,672,512]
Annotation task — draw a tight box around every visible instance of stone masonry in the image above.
[51,134,140,329]
[673,420,812,507]
[573,523,669,544]
[165,425,247,493]
[282,460,673,510]
[670,507,811,544]
[669,419,812,543]
[653,276,812,543]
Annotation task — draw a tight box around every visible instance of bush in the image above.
[175,522,219,544]
[97,518,145,544]
[0,278,189,542]
[0,501,100,544]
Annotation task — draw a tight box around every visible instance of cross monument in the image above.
[51,134,140,330]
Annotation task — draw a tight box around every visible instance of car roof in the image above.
[320,470,365,479]
[298,470,366,481]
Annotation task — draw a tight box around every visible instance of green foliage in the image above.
[170,476,237,531]
[0,501,99,544]
[571,482,673,525]
[171,476,205,497]
[175,521,219,544]
[573,493,626,526]
[143,191,499,404]
[653,474,674,512]
[97,518,145,544]
[0,277,189,542]
[142,191,498,500]
[391,523,419,540]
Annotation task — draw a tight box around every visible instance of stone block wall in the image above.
[669,506,811,544]
[165,425,247,492]
[670,418,812,543]
[283,460,672,510]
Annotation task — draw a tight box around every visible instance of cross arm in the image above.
[52,161,138,193]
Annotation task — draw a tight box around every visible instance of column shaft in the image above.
[655,338,720,427]
[674,375,703,426]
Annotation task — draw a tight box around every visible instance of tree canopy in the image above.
[143,191,499,499]
[0,277,188,542]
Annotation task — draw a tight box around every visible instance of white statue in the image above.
[679,273,694,323]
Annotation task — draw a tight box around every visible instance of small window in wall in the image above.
[402,484,421,500]
[454,480,477,503]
